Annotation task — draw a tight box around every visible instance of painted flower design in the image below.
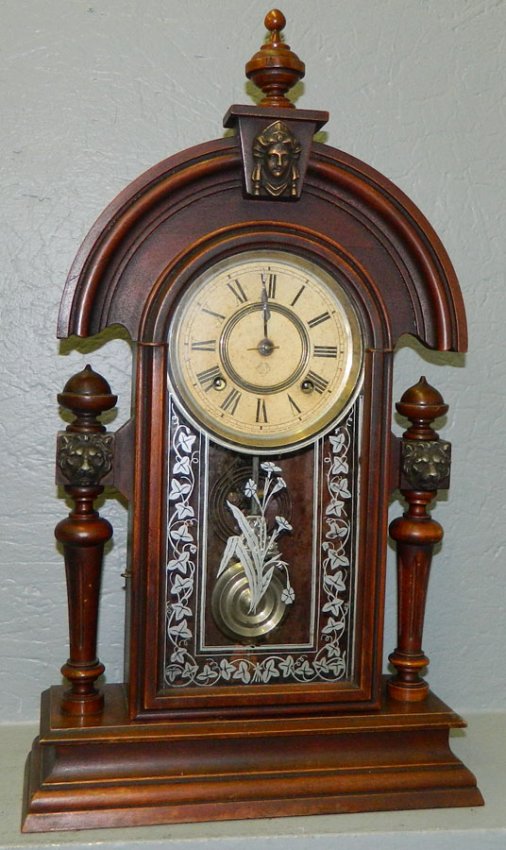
[275,516,292,532]
[261,462,282,474]
[244,479,257,498]
[281,585,295,604]
[217,462,294,613]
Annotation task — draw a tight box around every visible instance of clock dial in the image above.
[168,251,363,451]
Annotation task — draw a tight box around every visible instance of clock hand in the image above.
[261,276,271,339]
[247,341,279,354]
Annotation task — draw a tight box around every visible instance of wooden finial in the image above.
[397,376,448,441]
[58,364,117,433]
[245,9,305,109]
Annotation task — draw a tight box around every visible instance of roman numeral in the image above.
[308,311,331,328]
[314,345,338,358]
[287,393,301,415]
[255,398,268,423]
[191,339,216,352]
[220,388,242,415]
[227,279,248,304]
[261,272,277,299]
[196,365,221,391]
[306,370,329,394]
[201,307,225,321]
[290,284,306,307]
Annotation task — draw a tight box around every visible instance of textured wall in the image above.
[0,0,504,722]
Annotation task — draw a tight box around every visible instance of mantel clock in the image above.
[23,11,483,831]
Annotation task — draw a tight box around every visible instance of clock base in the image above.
[22,680,483,832]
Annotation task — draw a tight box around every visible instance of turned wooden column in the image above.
[55,365,116,715]
[388,377,452,702]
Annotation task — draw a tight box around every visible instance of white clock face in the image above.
[168,250,363,452]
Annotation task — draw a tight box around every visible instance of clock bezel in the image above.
[167,248,364,454]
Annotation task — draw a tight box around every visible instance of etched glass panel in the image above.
[163,395,360,689]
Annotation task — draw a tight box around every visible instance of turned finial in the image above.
[58,364,117,434]
[245,9,305,109]
[397,376,448,441]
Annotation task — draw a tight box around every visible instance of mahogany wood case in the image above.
[22,10,482,832]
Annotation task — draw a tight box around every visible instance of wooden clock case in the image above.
[23,11,482,832]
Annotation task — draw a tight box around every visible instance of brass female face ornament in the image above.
[251,120,302,196]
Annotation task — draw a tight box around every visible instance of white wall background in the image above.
[0,0,504,723]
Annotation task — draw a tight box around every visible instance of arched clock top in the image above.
[58,137,466,353]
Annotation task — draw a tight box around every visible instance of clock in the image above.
[23,10,482,832]
[168,250,363,452]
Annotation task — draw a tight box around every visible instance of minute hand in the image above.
[261,278,271,338]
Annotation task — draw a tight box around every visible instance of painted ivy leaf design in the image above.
[182,662,199,680]
[323,545,350,570]
[331,551,349,568]
[177,429,196,454]
[165,666,181,683]
[326,641,343,659]
[279,655,295,677]
[323,570,346,591]
[173,456,191,475]
[261,658,280,683]
[170,523,193,543]
[168,619,192,641]
[329,433,345,453]
[330,478,351,499]
[165,404,199,689]
[326,498,345,517]
[171,574,193,595]
[219,659,236,681]
[197,663,219,683]
[174,502,195,520]
[322,599,345,617]
[167,550,191,574]
[171,602,192,621]
[321,616,346,638]
[326,519,348,539]
[295,659,313,678]
[233,660,251,683]
[169,479,192,501]
[331,457,349,475]
[170,647,187,664]
[326,657,347,676]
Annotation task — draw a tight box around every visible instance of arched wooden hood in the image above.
[58,135,466,353]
